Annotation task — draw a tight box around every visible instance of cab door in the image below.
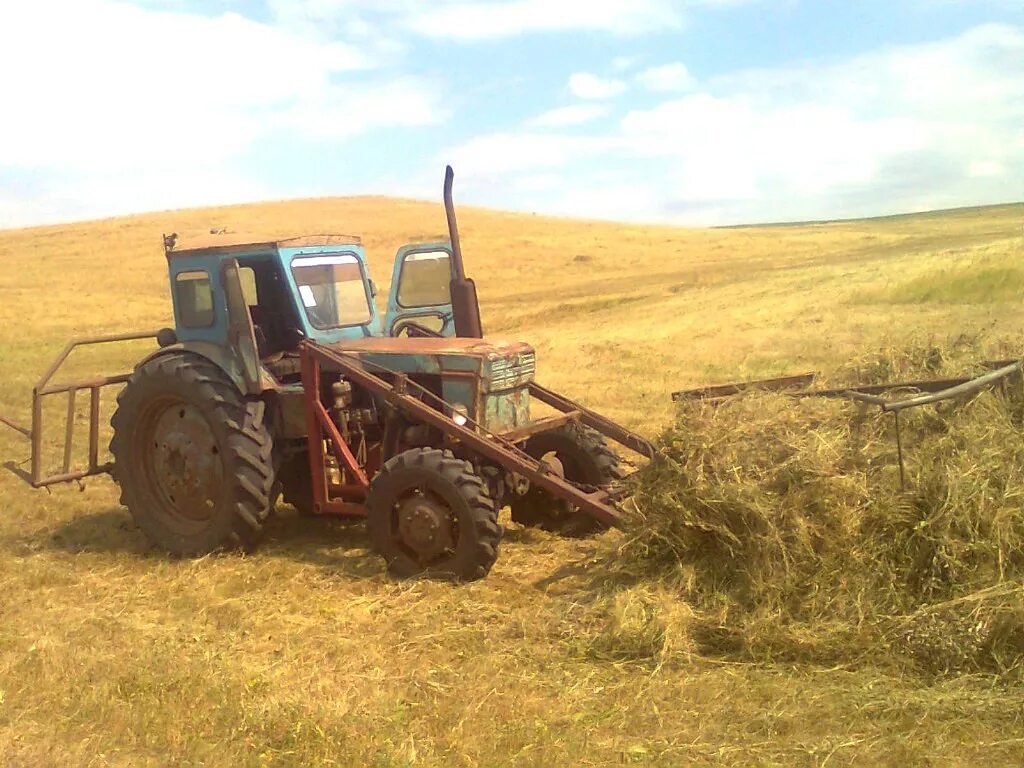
[384,243,455,337]
[221,258,262,393]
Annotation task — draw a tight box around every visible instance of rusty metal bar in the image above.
[820,361,1022,494]
[300,345,331,514]
[672,372,818,401]
[797,376,992,402]
[34,330,161,393]
[302,341,626,527]
[32,463,115,487]
[894,411,906,492]
[0,414,30,439]
[38,374,132,397]
[31,384,42,485]
[331,483,368,500]
[62,389,76,474]
[842,391,889,407]
[88,387,100,471]
[313,399,370,488]
[811,362,1023,413]
[528,382,657,460]
[0,329,161,487]
[881,361,1021,413]
[499,411,581,443]
[672,359,1020,404]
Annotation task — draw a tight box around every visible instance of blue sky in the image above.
[1,0,1021,227]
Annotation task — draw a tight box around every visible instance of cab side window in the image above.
[175,270,214,328]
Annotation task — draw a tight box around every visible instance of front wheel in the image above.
[366,448,501,581]
[510,424,623,537]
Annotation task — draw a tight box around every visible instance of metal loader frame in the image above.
[298,340,656,527]
[365,319,659,461]
[0,330,160,486]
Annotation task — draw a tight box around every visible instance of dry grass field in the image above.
[1,196,1023,766]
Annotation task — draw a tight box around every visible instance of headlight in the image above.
[451,404,469,427]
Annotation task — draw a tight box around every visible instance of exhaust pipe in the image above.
[443,166,484,338]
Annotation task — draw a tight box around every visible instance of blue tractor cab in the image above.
[162,231,536,437]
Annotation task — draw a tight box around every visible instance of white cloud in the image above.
[968,160,1005,178]
[568,73,627,100]
[0,0,445,226]
[636,63,695,92]
[612,56,640,72]
[445,24,1024,224]
[278,79,447,140]
[512,173,564,192]
[408,0,683,39]
[526,104,612,128]
[0,168,276,229]
[447,133,614,178]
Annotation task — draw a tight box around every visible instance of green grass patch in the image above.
[883,265,1024,304]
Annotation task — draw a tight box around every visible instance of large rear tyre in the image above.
[109,353,274,555]
[510,424,623,537]
[366,448,501,581]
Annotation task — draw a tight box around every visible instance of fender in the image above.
[135,340,268,396]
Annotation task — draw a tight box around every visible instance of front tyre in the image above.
[109,353,274,555]
[510,424,623,537]
[366,448,501,581]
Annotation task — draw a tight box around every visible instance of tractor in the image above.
[1,168,656,581]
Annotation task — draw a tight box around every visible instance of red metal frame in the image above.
[299,340,629,528]
[300,345,369,516]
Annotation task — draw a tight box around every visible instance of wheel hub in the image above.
[396,494,454,559]
[147,403,222,521]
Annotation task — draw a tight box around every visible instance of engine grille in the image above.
[488,350,536,391]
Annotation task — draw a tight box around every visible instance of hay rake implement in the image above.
[673,359,1024,489]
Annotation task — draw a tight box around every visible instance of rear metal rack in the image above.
[0,330,160,486]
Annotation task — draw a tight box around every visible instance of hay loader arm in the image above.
[527,382,657,461]
[0,331,160,487]
[360,321,658,461]
[300,341,637,528]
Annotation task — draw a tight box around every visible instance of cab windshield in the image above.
[290,253,372,329]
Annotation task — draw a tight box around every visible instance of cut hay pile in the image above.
[614,341,1024,676]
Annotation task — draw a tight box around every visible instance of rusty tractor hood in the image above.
[327,336,537,392]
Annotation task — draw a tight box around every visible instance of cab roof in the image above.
[166,233,362,259]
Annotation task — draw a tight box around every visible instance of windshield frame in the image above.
[289,251,374,330]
